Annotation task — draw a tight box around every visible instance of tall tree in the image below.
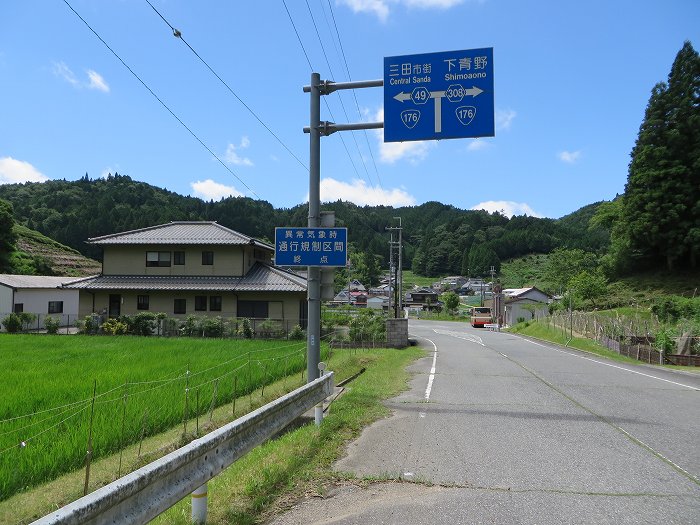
[0,199,17,272]
[623,41,700,270]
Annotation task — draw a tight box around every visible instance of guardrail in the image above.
[31,372,335,525]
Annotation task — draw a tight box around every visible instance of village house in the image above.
[63,222,308,327]
[0,275,85,330]
[502,287,551,326]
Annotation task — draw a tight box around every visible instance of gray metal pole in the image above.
[307,72,321,383]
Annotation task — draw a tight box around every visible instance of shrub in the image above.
[349,309,386,342]
[652,296,700,324]
[289,324,305,340]
[201,316,225,338]
[179,315,200,337]
[2,313,23,333]
[78,314,101,335]
[102,318,128,335]
[654,326,677,354]
[121,312,157,336]
[239,318,254,339]
[259,319,282,338]
[44,316,60,334]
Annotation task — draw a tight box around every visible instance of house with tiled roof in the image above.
[64,222,307,326]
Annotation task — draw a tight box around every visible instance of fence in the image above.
[0,313,307,339]
[30,372,335,525]
[0,312,80,333]
[546,311,700,366]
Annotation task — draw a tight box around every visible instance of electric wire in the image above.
[282,0,361,181]
[304,0,375,188]
[60,0,260,199]
[144,0,308,172]
[326,0,384,191]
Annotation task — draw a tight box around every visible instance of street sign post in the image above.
[384,48,494,142]
[274,227,348,267]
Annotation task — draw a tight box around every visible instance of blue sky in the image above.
[1,0,698,219]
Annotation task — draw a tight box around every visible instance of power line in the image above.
[144,0,308,172]
[61,0,260,199]
[281,0,363,183]
[304,0,375,188]
[326,0,384,191]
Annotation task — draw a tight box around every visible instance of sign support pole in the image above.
[307,72,322,383]
[303,75,383,383]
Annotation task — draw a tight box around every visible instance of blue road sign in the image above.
[275,227,348,267]
[384,48,494,142]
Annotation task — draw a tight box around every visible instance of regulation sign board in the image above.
[275,227,348,267]
[384,48,494,142]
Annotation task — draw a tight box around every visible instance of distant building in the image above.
[0,275,86,329]
[502,287,551,326]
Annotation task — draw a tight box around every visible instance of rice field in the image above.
[0,334,316,501]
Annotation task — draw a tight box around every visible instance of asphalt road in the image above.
[270,319,700,524]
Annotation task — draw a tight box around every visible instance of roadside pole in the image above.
[307,72,322,383]
[303,75,383,382]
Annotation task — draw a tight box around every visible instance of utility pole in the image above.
[386,217,403,318]
[304,74,383,381]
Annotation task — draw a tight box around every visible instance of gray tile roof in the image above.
[87,221,273,250]
[0,274,89,289]
[63,263,306,293]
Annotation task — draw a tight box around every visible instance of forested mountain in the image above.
[0,173,608,277]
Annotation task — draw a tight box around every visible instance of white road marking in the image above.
[515,335,700,391]
[433,328,485,346]
[420,337,438,401]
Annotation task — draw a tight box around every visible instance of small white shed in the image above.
[503,287,551,326]
[0,275,86,330]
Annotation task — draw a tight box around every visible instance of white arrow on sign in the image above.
[393,85,484,133]
[393,92,412,102]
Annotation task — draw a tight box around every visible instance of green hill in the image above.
[9,224,100,276]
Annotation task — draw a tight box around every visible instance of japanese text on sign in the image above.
[274,227,348,267]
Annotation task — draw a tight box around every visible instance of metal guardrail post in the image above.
[191,483,207,524]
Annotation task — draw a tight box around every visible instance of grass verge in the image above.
[508,320,700,373]
[151,345,424,525]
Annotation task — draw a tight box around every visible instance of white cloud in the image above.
[190,179,243,201]
[471,200,542,218]
[558,150,581,164]
[52,61,79,86]
[496,108,516,131]
[375,108,434,164]
[0,157,48,184]
[53,61,109,93]
[339,0,465,21]
[467,139,490,152]
[339,0,390,21]
[319,177,416,206]
[225,137,253,166]
[87,70,110,92]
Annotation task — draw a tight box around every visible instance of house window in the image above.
[209,296,222,312]
[137,295,150,310]
[13,303,23,313]
[237,300,268,319]
[195,296,207,311]
[146,251,171,267]
[174,299,186,314]
[202,251,214,265]
[48,301,63,314]
[174,251,185,265]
